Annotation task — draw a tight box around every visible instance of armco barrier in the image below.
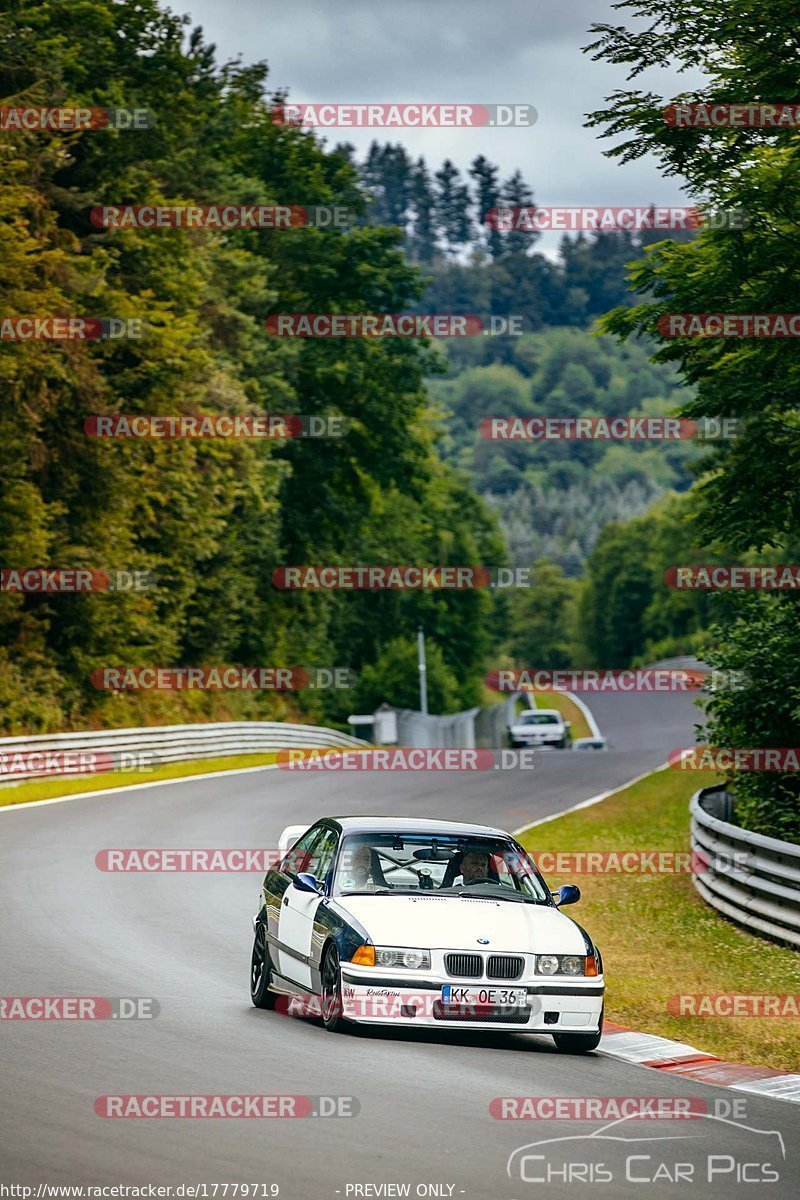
[392,707,481,749]
[387,694,519,750]
[386,694,600,751]
[474,694,519,748]
[0,721,368,785]
[691,786,800,948]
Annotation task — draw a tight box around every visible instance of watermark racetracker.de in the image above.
[1,997,159,1019]
[89,667,357,691]
[93,1095,358,1118]
[84,415,348,439]
[1,568,153,593]
[270,102,537,127]
[275,748,538,771]
[264,314,525,337]
[0,106,153,131]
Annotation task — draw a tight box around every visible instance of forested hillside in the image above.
[350,141,694,325]
[351,144,701,571]
[6,0,775,780]
[0,0,503,733]
[430,329,699,571]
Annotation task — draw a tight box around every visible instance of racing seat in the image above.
[439,852,463,889]
[369,847,390,888]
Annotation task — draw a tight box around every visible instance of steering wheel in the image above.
[463,876,493,886]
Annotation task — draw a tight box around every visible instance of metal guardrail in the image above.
[388,693,605,751]
[691,786,800,948]
[0,721,368,785]
[392,706,481,749]
[388,694,519,749]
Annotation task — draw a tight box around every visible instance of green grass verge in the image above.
[0,752,285,808]
[531,690,593,740]
[518,766,800,1073]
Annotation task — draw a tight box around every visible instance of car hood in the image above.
[339,894,589,954]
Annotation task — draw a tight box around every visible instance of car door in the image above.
[265,824,320,946]
[277,826,339,989]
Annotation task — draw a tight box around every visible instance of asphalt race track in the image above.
[2,686,798,1198]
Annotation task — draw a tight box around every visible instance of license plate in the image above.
[441,985,527,1007]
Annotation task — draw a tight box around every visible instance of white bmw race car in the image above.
[250,816,604,1053]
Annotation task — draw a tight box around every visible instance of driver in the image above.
[458,848,490,885]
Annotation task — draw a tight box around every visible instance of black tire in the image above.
[552,1008,603,1054]
[320,944,348,1032]
[250,921,276,1009]
[555,737,567,749]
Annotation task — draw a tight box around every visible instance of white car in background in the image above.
[508,708,570,749]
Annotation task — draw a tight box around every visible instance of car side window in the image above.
[281,826,321,876]
[306,829,339,886]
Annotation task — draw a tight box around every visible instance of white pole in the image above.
[417,627,428,715]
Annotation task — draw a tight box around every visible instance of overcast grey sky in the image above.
[179,0,698,253]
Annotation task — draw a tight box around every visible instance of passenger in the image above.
[348,844,373,887]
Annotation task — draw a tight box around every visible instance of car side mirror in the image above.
[564,721,572,729]
[293,872,323,895]
[552,883,581,907]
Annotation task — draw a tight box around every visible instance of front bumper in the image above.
[340,966,604,1032]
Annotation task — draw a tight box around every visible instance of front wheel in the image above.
[320,944,348,1032]
[552,1009,603,1054]
[250,922,275,1009]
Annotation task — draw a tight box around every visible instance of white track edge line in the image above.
[565,690,603,740]
[0,762,282,812]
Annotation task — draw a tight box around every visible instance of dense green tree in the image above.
[703,596,800,841]
[585,0,800,837]
[500,169,537,257]
[430,328,699,570]
[352,635,461,715]
[469,155,503,259]
[356,144,696,326]
[409,157,437,263]
[576,494,717,668]
[0,0,503,732]
[433,159,472,257]
[504,561,577,669]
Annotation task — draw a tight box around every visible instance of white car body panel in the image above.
[277,887,319,988]
[340,894,588,955]
[335,893,603,1032]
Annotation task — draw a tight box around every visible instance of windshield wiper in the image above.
[340,888,393,895]
[447,889,546,904]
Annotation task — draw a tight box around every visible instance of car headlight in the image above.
[536,954,559,975]
[374,946,431,969]
[535,954,592,976]
[560,955,583,975]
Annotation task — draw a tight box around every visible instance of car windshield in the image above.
[518,712,560,725]
[333,833,550,903]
